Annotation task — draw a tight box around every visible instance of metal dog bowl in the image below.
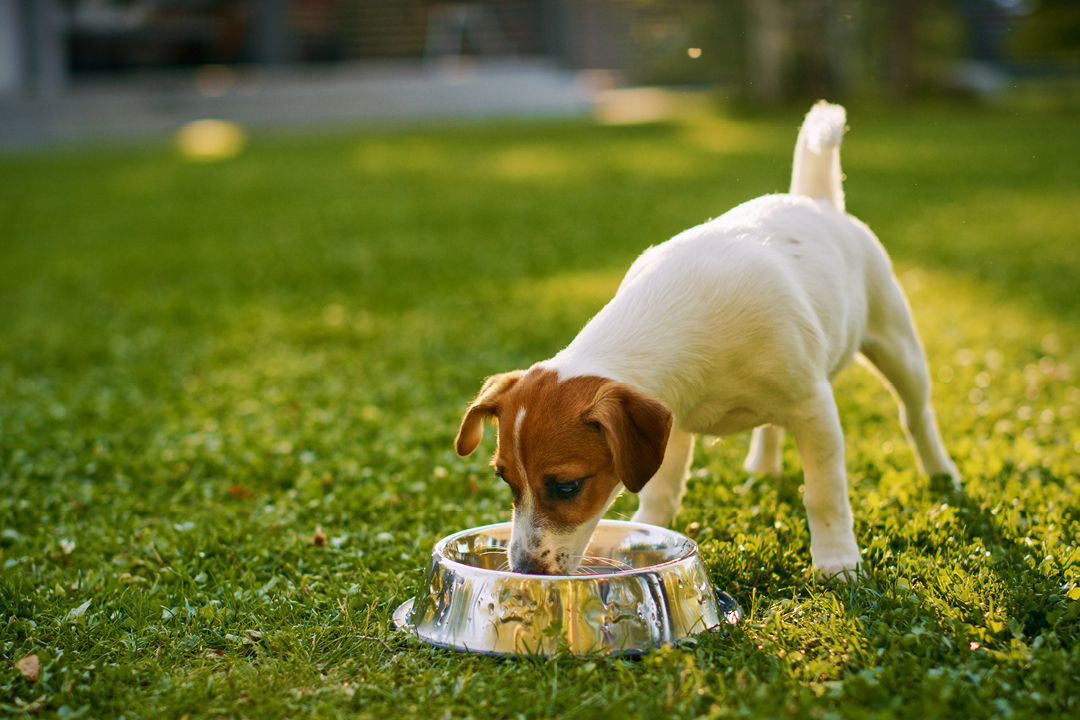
[392,520,741,657]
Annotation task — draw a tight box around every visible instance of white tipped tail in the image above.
[790,101,847,213]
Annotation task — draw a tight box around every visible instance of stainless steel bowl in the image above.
[392,520,740,657]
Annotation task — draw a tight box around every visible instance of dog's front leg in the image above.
[788,387,863,580]
[631,427,694,527]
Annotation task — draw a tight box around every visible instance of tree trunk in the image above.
[887,0,919,98]
[748,0,790,105]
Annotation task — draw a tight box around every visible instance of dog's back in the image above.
[548,103,885,422]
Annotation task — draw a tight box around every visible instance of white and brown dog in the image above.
[455,102,960,580]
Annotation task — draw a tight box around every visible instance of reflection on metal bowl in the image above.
[392,520,741,657]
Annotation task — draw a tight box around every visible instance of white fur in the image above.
[511,406,527,472]
[791,101,846,212]
[531,101,959,579]
[508,406,545,570]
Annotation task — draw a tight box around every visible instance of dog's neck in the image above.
[541,344,685,419]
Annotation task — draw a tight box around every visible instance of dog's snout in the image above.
[509,542,555,575]
[511,555,551,575]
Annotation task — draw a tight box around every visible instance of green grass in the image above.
[1,103,1079,719]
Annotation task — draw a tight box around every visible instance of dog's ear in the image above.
[455,371,524,457]
[583,382,673,492]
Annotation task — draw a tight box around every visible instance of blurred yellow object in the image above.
[176,120,246,161]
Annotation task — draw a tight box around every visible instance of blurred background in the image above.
[1,0,1078,147]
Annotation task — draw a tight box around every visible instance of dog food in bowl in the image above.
[392,520,740,656]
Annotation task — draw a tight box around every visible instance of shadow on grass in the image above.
[933,477,1076,642]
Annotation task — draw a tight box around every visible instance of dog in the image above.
[454,102,960,580]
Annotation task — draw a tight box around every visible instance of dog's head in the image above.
[455,367,672,574]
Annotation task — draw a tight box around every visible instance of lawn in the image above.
[1,102,1079,719]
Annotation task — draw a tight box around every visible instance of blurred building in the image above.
[0,0,1074,139]
[0,0,650,97]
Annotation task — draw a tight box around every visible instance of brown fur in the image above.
[455,368,673,533]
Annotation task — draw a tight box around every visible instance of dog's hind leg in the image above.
[631,428,694,527]
[859,275,960,486]
[787,387,863,580]
[743,425,784,477]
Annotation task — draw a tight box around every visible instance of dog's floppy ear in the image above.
[455,371,524,457]
[583,382,673,492]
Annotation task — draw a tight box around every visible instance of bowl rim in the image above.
[431,519,702,581]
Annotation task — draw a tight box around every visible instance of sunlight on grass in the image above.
[831,263,1080,484]
[908,190,1080,266]
[489,146,570,180]
[353,118,785,186]
[679,116,791,156]
[516,269,624,313]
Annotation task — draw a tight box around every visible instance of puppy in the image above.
[455,102,960,579]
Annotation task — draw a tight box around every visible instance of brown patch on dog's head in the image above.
[454,371,523,457]
[455,367,672,571]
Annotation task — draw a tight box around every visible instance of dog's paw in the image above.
[925,457,962,489]
[812,549,864,584]
[814,561,865,584]
[929,470,962,495]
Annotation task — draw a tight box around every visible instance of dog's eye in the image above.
[494,467,507,482]
[547,477,586,500]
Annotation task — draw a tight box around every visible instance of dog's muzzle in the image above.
[509,541,561,575]
[511,556,552,575]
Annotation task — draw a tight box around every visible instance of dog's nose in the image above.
[510,555,551,575]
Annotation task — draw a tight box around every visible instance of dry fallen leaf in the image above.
[14,696,47,712]
[228,484,254,499]
[17,653,39,682]
[311,528,328,547]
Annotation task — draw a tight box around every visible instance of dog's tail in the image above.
[790,101,847,213]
